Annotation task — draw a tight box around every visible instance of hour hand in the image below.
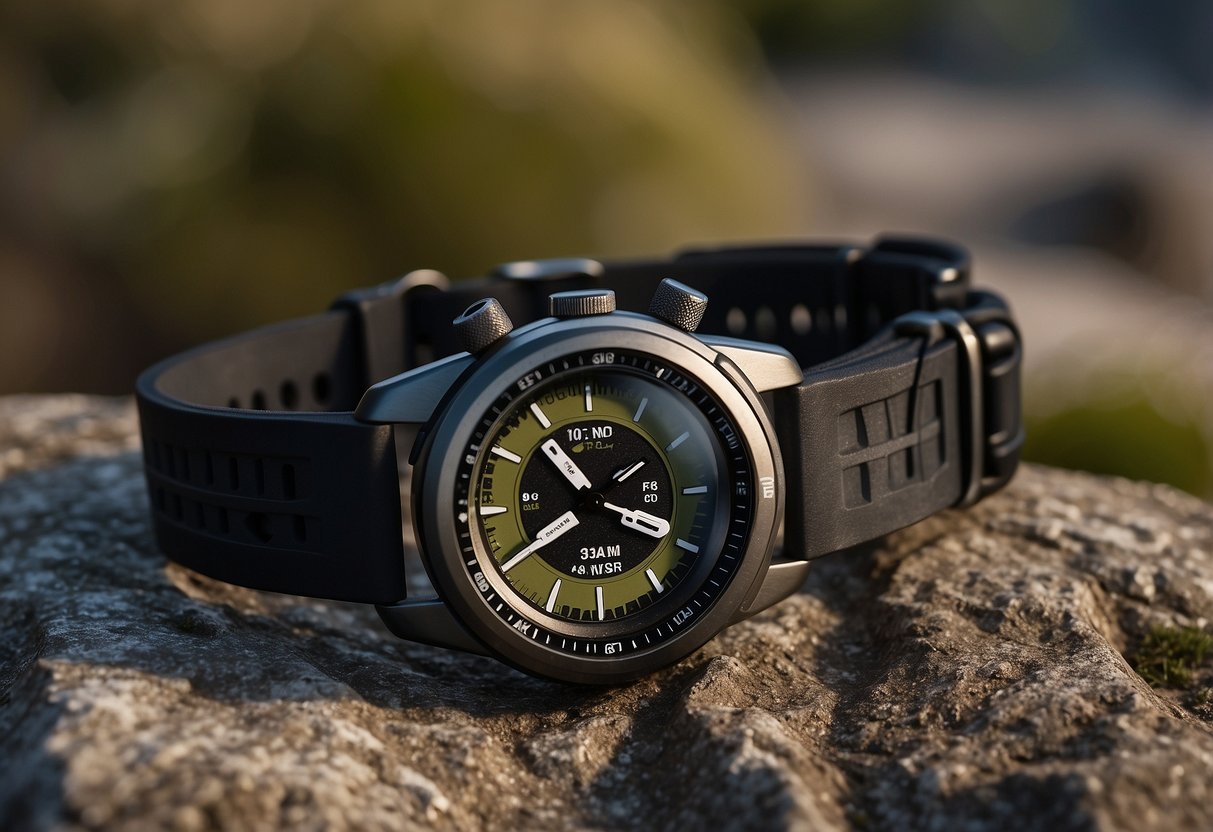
[541,438,593,491]
[502,510,580,572]
[602,502,670,539]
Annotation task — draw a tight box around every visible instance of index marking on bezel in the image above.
[682,485,708,495]
[529,402,552,429]
[479,505,508,516]
[491,446,522,464]
[676,538,700,553]
[632,397,648,422]
[545,579,562,613]
[595,585,605,620]
[584,383,593,412]
[665,431,690,452]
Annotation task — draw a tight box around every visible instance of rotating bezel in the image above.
[412,313,783,684]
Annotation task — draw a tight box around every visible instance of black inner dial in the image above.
[518,420,673,579]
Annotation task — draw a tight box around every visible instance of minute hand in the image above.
[602,502,670,539]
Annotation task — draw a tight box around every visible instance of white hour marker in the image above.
[632,397,648,422]
[584,383,593,412]
[546,579,562,613]
[529,402,552,429]
[479,505,508,516]
[646,568,664,593]
[676,538,699,553]
[491,446,522,464]
[595,585,605,620]
[665,432,690,452]
[682,485,709,495]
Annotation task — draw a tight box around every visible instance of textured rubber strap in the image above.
[136,310,407,604]
[137,236,1020,600]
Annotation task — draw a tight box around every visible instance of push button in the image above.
[549,289,616,318]
[453,298,514,355]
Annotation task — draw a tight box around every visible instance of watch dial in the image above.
[455,349,756,659]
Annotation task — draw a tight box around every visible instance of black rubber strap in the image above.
[137,235,1021,600]
[136,310,407,604]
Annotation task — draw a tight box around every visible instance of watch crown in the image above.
[649,278,708,333]
[549,289,616,319]
[453,297,514,355]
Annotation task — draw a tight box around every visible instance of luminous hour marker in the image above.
[682,485,709,495]
[595,585,605,620]
[479,505,508,516]
[545,579,562,613]
[646,568,664,593]
[665,431,690,452]
[676,538,699,553]
[529,402,552,429]
[584,383,593,412]
[491,446,522,464]
[632,397,648,422]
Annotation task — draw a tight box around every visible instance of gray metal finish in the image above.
[548,289,617,318]
[409,311,787,684]
[700,335,804,393]
[452,298,514,355]
[649,278,708,332]
[356,352,475,426]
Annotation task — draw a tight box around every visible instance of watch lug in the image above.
[356,353,475,425]
[700,335,804,393]
[729,560,811,624]
[376,597,490,656]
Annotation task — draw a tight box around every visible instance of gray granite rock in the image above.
[2,395,1213,831]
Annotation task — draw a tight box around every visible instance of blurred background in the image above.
[2,0,1211,497]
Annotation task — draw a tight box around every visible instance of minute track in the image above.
[460,348,753,651]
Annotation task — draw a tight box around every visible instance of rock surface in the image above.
[2,395,1213,831]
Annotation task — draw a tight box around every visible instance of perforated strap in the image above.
[136,311,407,604]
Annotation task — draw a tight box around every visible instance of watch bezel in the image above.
[411,312,784,684]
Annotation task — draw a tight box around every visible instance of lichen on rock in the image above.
[2,395,1213,830]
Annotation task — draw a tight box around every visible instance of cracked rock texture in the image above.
[3,395,1213,831]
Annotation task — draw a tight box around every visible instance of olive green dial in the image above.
[474,365,722,623]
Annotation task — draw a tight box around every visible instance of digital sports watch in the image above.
[136,237,1022,684]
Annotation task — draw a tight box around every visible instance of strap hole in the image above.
[293,515,307,542]
[245,512,272,544]
[227,397,241,409]
[312,373,331,405]
[754,306,777,341]
[282,464,297,499]
[229,457,240,491]
[790,304,812,335]
[726,307,746,335]
[280,380,298,409]
[251,390,267,410]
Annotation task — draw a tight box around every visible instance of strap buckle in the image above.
[894,309,986,507]
[332,269,450,385]
[894,298,1024,507]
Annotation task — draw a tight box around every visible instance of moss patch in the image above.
[1132,626,1213,688]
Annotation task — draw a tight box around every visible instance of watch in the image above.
[136,236,1023,684]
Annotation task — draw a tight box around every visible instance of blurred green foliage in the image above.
[1025,396,1213,498]
[0,0,810,390]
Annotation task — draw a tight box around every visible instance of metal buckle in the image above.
[332,268,451,383]
[894,309,985,507]
[491,257,604,284]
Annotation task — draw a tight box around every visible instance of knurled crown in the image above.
[649,278,708,332]
[453,297,514,355]
[549,289,617,318]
